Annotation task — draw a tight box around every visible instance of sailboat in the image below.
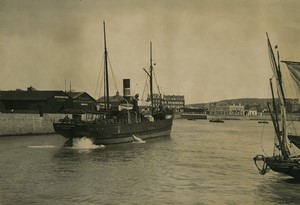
[53,22,174,145]
[253,33,300,179]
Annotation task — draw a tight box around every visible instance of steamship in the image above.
[53,22,174,145]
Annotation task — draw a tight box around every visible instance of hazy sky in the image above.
[1,0,300,104]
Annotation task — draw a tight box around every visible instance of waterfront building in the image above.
[145,94,185,112]
[163,95,185,112]
[66,92,96,113]
[0,90,73,114]
[0,87,96,114]
[286,99,300,113]
[145,93,162,109]
[153,93,163,108]
[228,103,244,115]
[247,108,258,116]
[209,102,245,116]
[97,91,123,109]
[209,102,229,115]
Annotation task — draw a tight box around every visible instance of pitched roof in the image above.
[66,92,95,101]
[66,92,85,99]
[97,95,123,103]
[0,90,68,100]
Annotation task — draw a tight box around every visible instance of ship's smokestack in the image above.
[123,79,130,98]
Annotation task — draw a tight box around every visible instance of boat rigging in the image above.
[53,22,174,145]
[253,33,300,178]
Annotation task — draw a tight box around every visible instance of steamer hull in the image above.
[53,117,173,145]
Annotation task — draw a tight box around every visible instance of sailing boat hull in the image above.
[266,157,300,179]
[254,35,300,179]
[53,118,173,145]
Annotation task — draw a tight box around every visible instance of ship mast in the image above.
[103,21,110,110]
[150,42,154,115]
[266,33,290,159]
[277,49,290,158]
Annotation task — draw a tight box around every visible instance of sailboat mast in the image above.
[150,42,154,115]
[266,33,290,159]
[103,21,110,110]
[277,50,290,158]
[269,79,280,134]
[269,79,285,155]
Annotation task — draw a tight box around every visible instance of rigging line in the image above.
[142,74,149,100]
[98,71,104,99]
[287,120,298,137]
[289,138,297,156]
[153,69,161,96]
[268,77,280,156]
[132,83,138,95]
[95,52,105,99]
[107,54,119,92]
[273,134,277,156]
[260,123,269,156]
[141,59,152,100]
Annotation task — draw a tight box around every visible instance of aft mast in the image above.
[103,21,110,110]
[150,42,154,115]
[143,42,155,116]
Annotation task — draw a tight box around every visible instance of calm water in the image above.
[1,119,300,205]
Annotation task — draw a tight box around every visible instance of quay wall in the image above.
[207,114,300,121]
[0,113,65,136]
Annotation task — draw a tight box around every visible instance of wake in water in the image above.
[72,137,105,149]
[132,135,146,144]
[27,145,57,149]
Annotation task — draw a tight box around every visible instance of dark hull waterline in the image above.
[266,157,300,179]
[53,118,173,145]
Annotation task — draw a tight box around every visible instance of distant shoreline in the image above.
[1,113,299,137]
[206,114,299,121]
[176,112,300,121]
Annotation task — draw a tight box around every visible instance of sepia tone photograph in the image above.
[1,0,300,204]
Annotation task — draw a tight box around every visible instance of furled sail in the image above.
[267,34,285,105]
[282,61,300,101]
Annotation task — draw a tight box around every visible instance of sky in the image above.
[1,0,300,104]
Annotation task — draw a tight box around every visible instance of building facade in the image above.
[286,99,300,113]
[228,103,245,115]
[163,95,185,112]
[0,90,73,114]
[66,92,96,113]
[209,102,245,116]
[0,88,97,114]
[247,108,258,116]
[145,94,185,112]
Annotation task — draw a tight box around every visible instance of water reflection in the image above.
[255,175,300,204]
[52,136,172,164]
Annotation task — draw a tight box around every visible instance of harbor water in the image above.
[1,119,300,205]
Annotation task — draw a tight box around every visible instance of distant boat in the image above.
[53,22,174,145]
[209,118,224,123]
[258,121,269,124]
[253,33,300,179]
